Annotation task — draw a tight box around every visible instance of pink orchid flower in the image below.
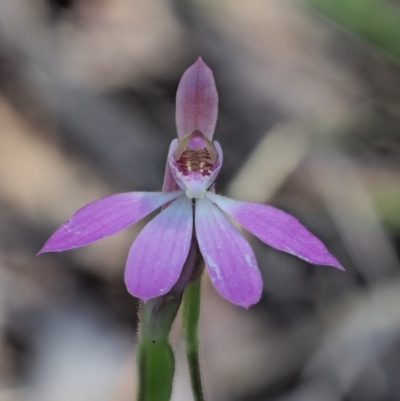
[39,58,343,308]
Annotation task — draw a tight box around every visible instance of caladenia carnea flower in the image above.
[39,57,344,309]
[39,58,344,401]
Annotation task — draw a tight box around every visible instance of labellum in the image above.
[169,130,222,199]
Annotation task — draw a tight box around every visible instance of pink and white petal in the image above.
[176,57,218,140]
[39,190,183,253]
[125,195,193,301]
[207,193,344,270]
[206,140,223,188]
[195,197,262,308]
[163,140,180,192]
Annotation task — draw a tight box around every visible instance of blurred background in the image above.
[1,0,400,400]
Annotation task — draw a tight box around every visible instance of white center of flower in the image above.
[170,130,221,199]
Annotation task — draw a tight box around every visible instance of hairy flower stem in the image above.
[137,296,182,401]
[183,276,205,401]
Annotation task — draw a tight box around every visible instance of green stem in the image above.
[136,233,202,401]
[182,277,205,401]
[137,296,182,401]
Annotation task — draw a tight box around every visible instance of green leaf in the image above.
[137,296,182,401]
[304,0,400,63]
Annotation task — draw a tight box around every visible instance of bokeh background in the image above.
[1,0,400,400]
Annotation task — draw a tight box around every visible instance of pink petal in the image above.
[207,193,344,270]
[125,195,193,301]
[195,197,262,308]
[176,57,218,140]
[39,191,183,253]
